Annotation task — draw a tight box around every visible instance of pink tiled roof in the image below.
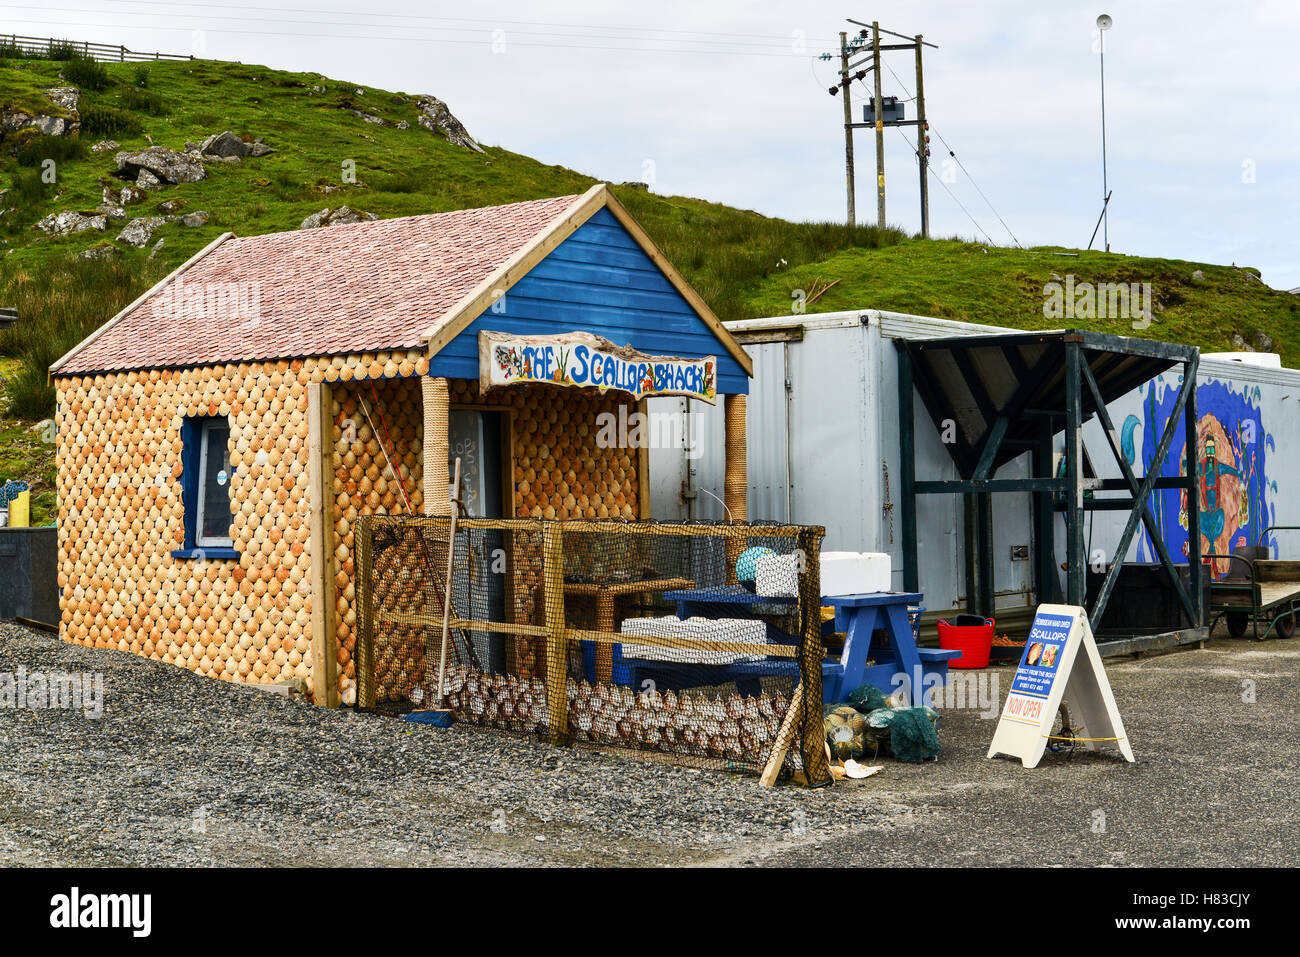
[55,193,584,375]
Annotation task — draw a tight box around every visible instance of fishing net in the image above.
[355,516,832,786]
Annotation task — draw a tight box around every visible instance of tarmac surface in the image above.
[1,619,1296,866]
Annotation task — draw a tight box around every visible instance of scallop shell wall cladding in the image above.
[359,378,643,701]
[55,350,429,702]
[57,358,641,705]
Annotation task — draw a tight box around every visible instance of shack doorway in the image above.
[450,407,509,673]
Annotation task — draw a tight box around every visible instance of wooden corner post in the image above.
[308,380,340,707]
[422,377,451,517]
[723,393,748,582]
[542,522,569,744]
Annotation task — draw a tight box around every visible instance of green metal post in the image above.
[1184,355,1202,624]
[897,346,919,593]
[1064,340,1086,605]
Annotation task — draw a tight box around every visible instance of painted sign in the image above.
[479,331,717,404]
[1128,376,1276,578]
[987,604,1134,769]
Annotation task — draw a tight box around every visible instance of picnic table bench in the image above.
[598,587,959,708]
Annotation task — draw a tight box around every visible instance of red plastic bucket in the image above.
[937,617,995,669]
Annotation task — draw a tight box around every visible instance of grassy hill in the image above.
[2,50,1298,525]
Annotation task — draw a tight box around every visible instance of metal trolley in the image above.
[1207,526,1300,640]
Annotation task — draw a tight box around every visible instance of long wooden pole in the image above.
[840,31,856,227]
[435,457,462,709]
[872,21,886,229]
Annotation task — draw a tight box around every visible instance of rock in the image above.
[157,198,187,214]
[395,120,409,130]
[1254,331,1275,353]
[115,146,207,185]
[180,210,209,227]
[30,419,56,439]
[79,244,120,261]
[1229,333,1256,352]
[42,87,80,112]
[147,237,165,260]
[299,206,379,229]
[97,205,127,221]
[199,130,251,159]
[35,210,107,235]
[347,108,386,125]
[90,139,120,154]
[415,95,483,152]
[117,216,169,247]
[136,169,163,189]
[200,154,242,165]
[1,109,32,133]
[1191,269,1205,282]
[121,185,148,205]
[29,115,70,136]
[101,185,120,206]
[248,141,275,157]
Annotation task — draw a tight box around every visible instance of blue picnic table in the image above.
[599,586,959,708]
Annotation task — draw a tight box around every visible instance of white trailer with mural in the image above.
[647,308,1298,643]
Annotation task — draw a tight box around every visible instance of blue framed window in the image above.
[171,416,239,561]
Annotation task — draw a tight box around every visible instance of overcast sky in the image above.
[10,1,1299,289]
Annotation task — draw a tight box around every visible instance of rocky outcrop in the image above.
[117,209,211,246]
[114,147,207,185]
[1,87,81,137]
[42,87,80,113]
[415,96,483,152]
[35,210,107,235]
[79,244,121,261]
[117,216,169,247]
[90,139,120,154]
[299,206,379,229]
[347,109,387,126]
[184,132,276,163]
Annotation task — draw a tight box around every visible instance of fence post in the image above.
[120,44,125,62]
[542,522,568,744]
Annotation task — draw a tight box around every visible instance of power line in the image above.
[0,12,825,56]
[74,0,846,47]
[894,126,995,244]
[881,58,1022,247]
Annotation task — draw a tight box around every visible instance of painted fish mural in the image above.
[1131,377,1275,578]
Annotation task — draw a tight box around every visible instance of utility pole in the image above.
[839,31,856,227]
[826,21,937,235]
[871,22,886,229]
[914,34,930,238]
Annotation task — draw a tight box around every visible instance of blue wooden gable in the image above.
[428,207,749,395]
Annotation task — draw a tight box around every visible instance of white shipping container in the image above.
[649,309,1300,629]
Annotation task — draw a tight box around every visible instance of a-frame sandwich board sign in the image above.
[987,604,1135,769]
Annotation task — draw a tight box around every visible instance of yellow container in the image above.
[8,490,30,527]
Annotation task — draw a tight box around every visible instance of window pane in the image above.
[200,421,233,542]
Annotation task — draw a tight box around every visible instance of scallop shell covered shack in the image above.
[50,185,756,707]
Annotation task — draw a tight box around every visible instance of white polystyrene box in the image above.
[820,551,891,596]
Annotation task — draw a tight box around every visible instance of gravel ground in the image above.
[1,619,1296,866]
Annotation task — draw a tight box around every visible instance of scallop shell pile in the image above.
[428,667,792,765]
